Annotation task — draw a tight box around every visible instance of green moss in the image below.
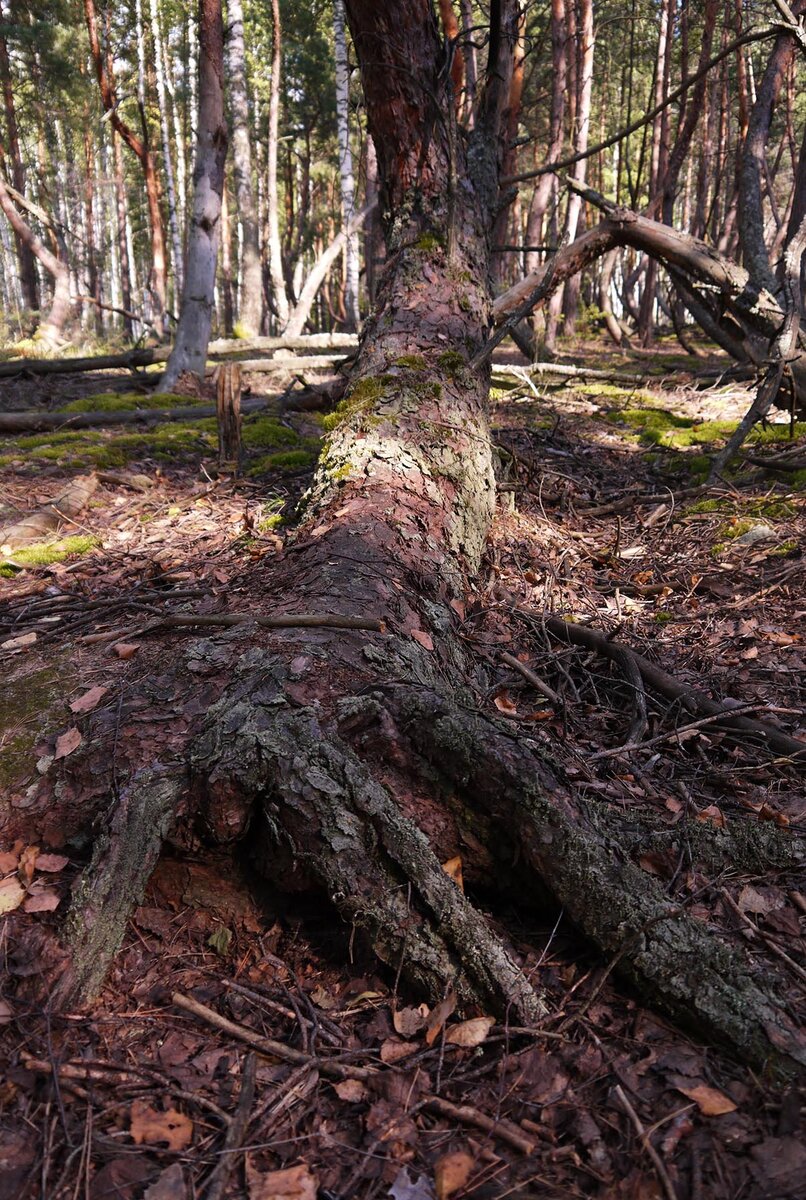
[322,376,387,431]
[414,232,443,252]
[653,611,674,623]
[719,518,757,540]
[1,535,98,575]
[241,416,300,450]
[437,350,465,373]
[59,392,191,413]
[395,354,427,371]
[768,539,798,556]
[580,383,659,404]
[609,406,806,452]
[247,448,318,474]
[458,294,472,313]
[0,666,60,789]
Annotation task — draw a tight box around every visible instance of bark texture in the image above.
[226,0,263,336]
[161,0,229,390]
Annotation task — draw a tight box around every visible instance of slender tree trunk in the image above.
[220,181,234,336]
[364,134,381,304]
[82,127,103,336]
[225,0,262,336]
[561,0,595,336]
[333,0,359,330]
[0,27,38,312]
[0,172,71,346]
[112,129,134,340]
[84,0,168,323]
[161,0,228,389]
[738,0,806,295]
[267,0,289,329]
[149,0,184,300]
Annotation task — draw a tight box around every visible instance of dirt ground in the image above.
[0,339,804,1200]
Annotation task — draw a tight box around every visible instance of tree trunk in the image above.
[738,0,806,296]
[560,0,594,336]
[111,128,135,340]
[161,0,228,390]
[225,0,263,336]
[267,0,289,329]
[34,0,806,1078]
[0,172,71,346]
[333,0,360,330]
[0,27,38,313]
[149,0,184,301]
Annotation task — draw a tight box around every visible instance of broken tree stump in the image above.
[216,363,242,466]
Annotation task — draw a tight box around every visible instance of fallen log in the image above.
[0,392,282,435]
[0,333,359,379]
[0,473,98,550]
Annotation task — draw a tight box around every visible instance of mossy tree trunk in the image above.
[56,0,805,1073]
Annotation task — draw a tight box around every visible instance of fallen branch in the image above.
[0,474,98,550]
[172,991,536,1155]
[501,650,562,706]
[0,333,359,379]
[544,616,806,759]
[202,1052,256,1200]
[142,612,385,635]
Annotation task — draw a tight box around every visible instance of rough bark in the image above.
[161,0,229,391]
[0,26,38,312]
[266,0,289,329]
[0,172,71,346]
[225,0,263,336]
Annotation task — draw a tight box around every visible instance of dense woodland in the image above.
[0,2,805,1199]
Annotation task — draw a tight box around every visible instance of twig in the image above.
[720,888,806,984]
[588,705,759,761]
[203,1052,257,1200]
[143,611,385,634]
[501,651,562,706]
[172,992,535,1155]
[614,1084,679,1200]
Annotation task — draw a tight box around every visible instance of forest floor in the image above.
[0,337,804,1200]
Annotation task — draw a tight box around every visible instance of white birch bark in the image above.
[161,0,228,390]
[225,0,263,336]
[267,0,289,329]
[149,0,184,299]
[333,0,359,330]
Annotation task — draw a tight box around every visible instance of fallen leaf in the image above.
[695,805,726,828]
[54,728,82,760]
[389,1167,436,1200]
[23,889,61,913]
[35,854,69,873]
[445,1016,495,1048]
[143,1163,187,1200]
[0,847,20,873]
[493,690,518,716]
[758,803,789,827]
[411,629,434,651]
[425,991,457,1046]
[0,998,13,1024]
[393,1006,426,1038]
[380,1038,418,1064]
[18,844,38,883]
[130,1101,193,1151]
[69,685,109,714]
[435,1150,474,1200]
[676,1083,737,1116]
[449,598,466,621]
[441,855,464,893]
[333,1078,368,1102]
[0,876,26,915]
[738,885,778,915]
[113,642,140,660]
[246,1162,317,1200]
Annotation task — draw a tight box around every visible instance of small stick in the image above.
[614,1084,678,1200]
[501,651,562,707]
[143,611,385,634]
[589,704,759,761]
[172,992,534,1155]
[203,1052,257,1200]
[720,888,806,985]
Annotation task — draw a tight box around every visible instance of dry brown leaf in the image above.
[757,803,789,827]
[246,1162,317,1200]
[35,854,69,873]
[449,598,466,621]
[695,805,726,828]
[493,690,517,716]
[393,1006,427,1038]
[441,855,464,893]
[113,642,140,660]
[129,1100,193,1151]
[54,727,82,760]
[23,888,61,913]
[444,1016,495,1048]
[0,848,20,873]
[411,629,434,651]
[435,1150,474,1200]
[425,991,457,1046]
[0,998,13,1024]
[69,685,109,714]
[333,1078,368,1102]
[18,844,38,884]
[380,1038,418,1064]
[0,875,25,915]
[143,1163,187,1200]
[0,632,37,651]
[675,1083,737,1116]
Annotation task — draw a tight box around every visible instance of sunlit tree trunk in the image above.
[0,25,38,313]
[149,0,184,301]
[226,0,263,336]
[161,0,228,389]
[333,0,359,330]
[266,0,289,329]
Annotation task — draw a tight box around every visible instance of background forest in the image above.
[0,0,802,355]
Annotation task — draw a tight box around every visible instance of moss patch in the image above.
[0,666,61,791]
[247,446,320,475]
[322,376,388,432]
[241,416,300,450]
[59,392,192,413]
[1,535,98,576]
